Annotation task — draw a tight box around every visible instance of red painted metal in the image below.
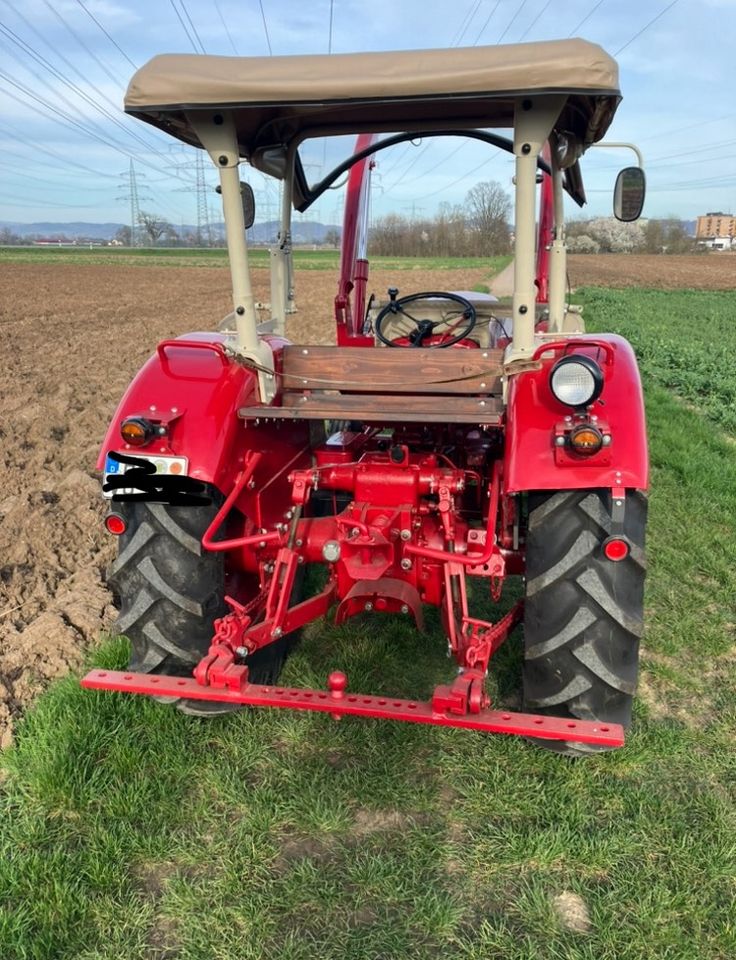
[535,143,554,303]
[504,334,649,493]
[96,332,313,530]
[80,668,624,746]
[336,132,379,345]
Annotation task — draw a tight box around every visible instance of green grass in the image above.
[579,287,736,433]
[0,245,507,273]
[1,287,735,959]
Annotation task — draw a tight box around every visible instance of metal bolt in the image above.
[351,527,361,538]
[171,406,178,413]
[271,627,283,639]
[400,604,409,614]
[602,435,612,446]
[258,541,266,548]
[236,306,245,315]
[160,447,166,453]
[480,382,487,389]
[295,538,303,547]
[519,305,528,314]
[590,415,598,422]
[248,479,256,489]
[149,405,156,412]
[365,601,373,611]
[482,352,488,358]
[565,415,572,423]
[300,396,308,403]
[521,143,531,154]
[400,558,412,571]
[479,400,486,407]
[235,646,249,657]
[555,436,566,446]
[302,348,309,355]
[400,529,411,541]
[297,555,304,564]
[218,154,228,165]
[616,500,623,506]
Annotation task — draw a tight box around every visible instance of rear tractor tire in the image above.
[522,489,647,756]
[107,489,296,717]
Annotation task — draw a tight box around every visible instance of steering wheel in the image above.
[374,290,477,348]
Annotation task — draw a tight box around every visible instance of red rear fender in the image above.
[504,334,649,493]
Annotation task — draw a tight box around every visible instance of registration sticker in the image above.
[102,452,189,499]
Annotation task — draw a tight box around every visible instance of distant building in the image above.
[696,211,736,245]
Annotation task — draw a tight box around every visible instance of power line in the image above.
[3,0,166,155]
[258,0,273,55]
[180,0,207,54]
[169,0,199,52]
[212,0,238,54]
[567,0,606,38]
[518,0,553,42]
[72,0,138,70]
[327,0,334,53]
[39,0,126,88]
[452,0,482,46]
[0,122,118,179]
[496,0,529,44]
[411,150,503,201]
[473,0,502,44]
[0,22,171,163]
[614,0,681,56]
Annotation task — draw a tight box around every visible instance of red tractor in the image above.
[85,39,648,754]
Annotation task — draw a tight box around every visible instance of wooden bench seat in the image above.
[239,345,505,424]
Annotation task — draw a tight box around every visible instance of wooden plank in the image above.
[239,393,503,424]
[280,345,503,395]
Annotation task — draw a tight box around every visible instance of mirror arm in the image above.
[590,141,644,167]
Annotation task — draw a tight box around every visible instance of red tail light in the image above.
[105,513,127,536]
[603,537,629,561]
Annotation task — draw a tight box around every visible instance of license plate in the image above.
[102,452,189,499]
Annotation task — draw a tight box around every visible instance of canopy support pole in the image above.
[187,111,276,402]
[507,96,565,363]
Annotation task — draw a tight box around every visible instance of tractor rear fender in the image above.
[96,332,312,526]
[503,334,649,493]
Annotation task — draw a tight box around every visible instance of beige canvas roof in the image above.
[125,39,621,161]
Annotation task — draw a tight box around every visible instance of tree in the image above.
[114,225,132,246]
[324,228,341,248]
[0,227,20,246]
[464,181,512,255]
[137,211,169,246]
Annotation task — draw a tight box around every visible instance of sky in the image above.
[1,0,735,229]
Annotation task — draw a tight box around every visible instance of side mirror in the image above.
[240,181,255,230]
[613,166,645,222]
[216,181,256,229]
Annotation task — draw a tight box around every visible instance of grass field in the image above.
[1,278,735,959]
[0,245,504,273]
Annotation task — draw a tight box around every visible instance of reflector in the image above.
[105,514,127,536]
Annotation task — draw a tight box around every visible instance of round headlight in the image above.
[549,355,604,408]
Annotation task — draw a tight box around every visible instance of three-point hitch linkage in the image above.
[83,446,624,748]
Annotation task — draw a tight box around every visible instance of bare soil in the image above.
[0,261,489,747]
[568,252,736,290]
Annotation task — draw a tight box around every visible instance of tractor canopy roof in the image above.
[124,38,621,168]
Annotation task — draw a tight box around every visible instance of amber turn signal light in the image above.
[568,423,604,455]
[120,417,152,446]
